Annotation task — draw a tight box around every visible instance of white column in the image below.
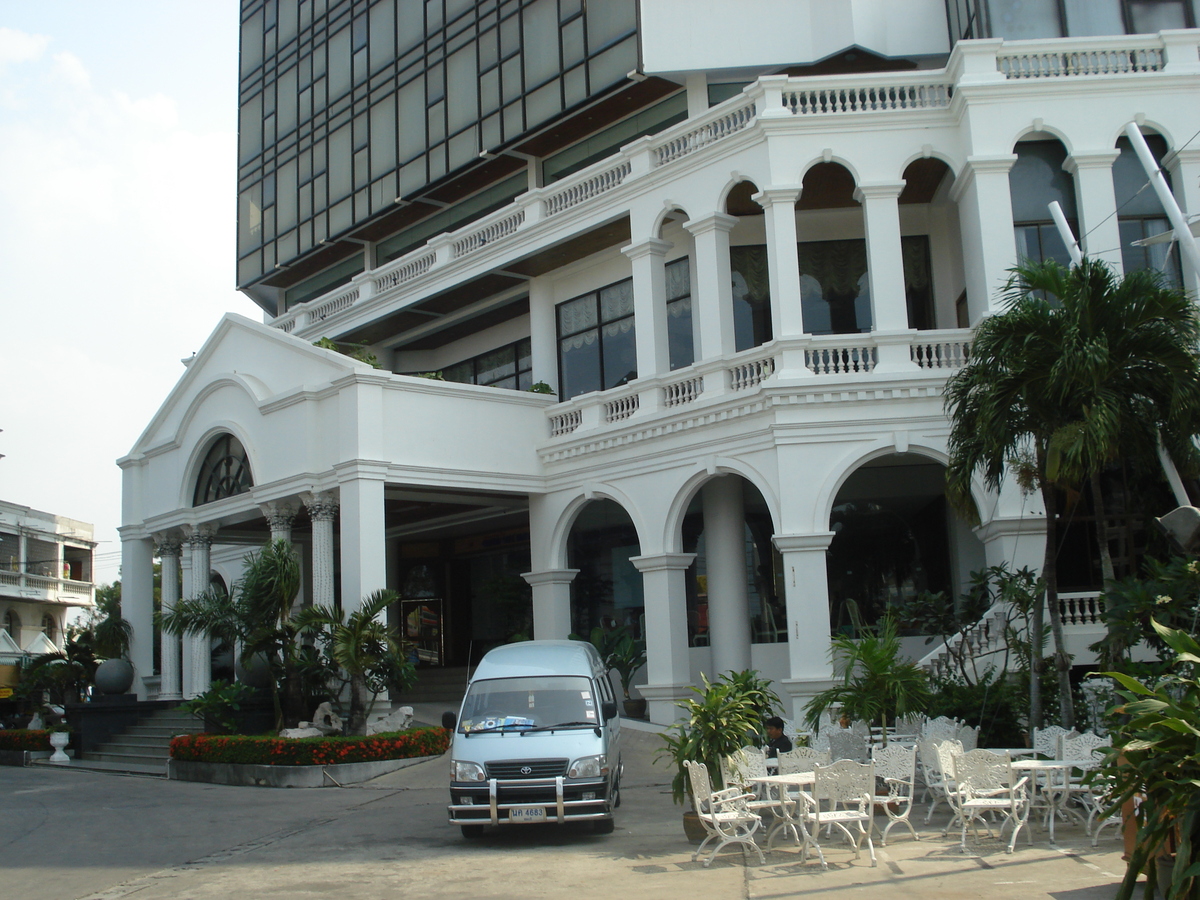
[753,187,805,340]
[772,533,836,722]
[950,155,1018,321]
[305,493,338,610]
[630,553,695,725]
[338,472,387,615]
[522,569,577,639]
[1165,148,1200,296]
[120,532,155,699]
[1065,151,1123,271]
[528,276,558,392]
[155,535,183,701]
[685,213,739,363]
[703,477,751,675]
[186,527,215,698]
[856,180,920,373]
[262,501,298,544]
[622,237,672,381]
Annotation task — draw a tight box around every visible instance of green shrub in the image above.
[0,729,53,752]
[169,726,450,766]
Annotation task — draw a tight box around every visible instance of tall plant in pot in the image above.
[657,669,782,838]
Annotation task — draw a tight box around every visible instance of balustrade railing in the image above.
[663,375,704,407]
[655,102,756,165]
[375,251,436,292]
[1059,592,1105,626]
[545,161,632,217]
[912,337,971,369]
[781,82,951,115]
[806,343,876,375]
[549,409,582,437]
[730,356,775,391]
[453,210,526,257]
[999,45,1164,78]
[309,286,359,323]
[604,394,640,423]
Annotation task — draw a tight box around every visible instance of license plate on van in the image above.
[509,806,546,823]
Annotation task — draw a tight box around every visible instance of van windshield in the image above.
[458,675,597,733]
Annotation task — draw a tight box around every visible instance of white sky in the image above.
[0,2,260,585]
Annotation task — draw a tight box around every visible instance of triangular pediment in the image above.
[23,632,58,655]
[122,314,368,460]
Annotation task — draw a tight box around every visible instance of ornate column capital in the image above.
[751,185,803,209]
[620,237,673,262]
[260,501,299,531]
[304,491,340,521]
[683,211,739,237]
[182,524,216,548]
[153,532,183,557]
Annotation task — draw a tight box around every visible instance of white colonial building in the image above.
[0,500,95,659]
[119,0,1200,722]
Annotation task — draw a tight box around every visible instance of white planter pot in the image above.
[48,731,70,764]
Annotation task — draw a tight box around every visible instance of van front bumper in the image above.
[448,775,611,825]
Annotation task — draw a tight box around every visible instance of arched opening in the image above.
[566,499,643,638]
[827,454,980,635]
[1009,135,1078,267]
[657,208,696,371]
[899,157,959,330]
[3,609,19,640]
[41,613,57,647]
[193,433,254,506]
[725,180,772,351]
[797,162,871,334]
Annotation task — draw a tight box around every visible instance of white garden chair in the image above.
[1032,725,1076,759]
[685,760,765,867]
[921,737,963,825]
[1057,731,1114,843]
[952,749,1031,854]
[793,759,878,869]
[871,742,920,845]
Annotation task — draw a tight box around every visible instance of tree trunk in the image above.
[1039,478,1075,728]
[348,674,369,735]
[1091,472,1126,669]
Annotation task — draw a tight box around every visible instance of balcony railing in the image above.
[545,329,973,439]
[0,569,95,604]
[268,30,1199,338]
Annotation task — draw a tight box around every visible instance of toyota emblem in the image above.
[520,766,533,775]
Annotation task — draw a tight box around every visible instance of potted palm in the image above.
[607,630,647,718]
[804,613,931,746]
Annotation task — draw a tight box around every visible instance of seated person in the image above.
[764,716,792,758]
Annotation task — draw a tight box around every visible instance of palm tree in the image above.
[804,614,931,746]
[945,257,1200,728]
[161,539,308,729]
[295,589,412,735]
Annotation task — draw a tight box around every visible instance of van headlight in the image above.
[568,754,609,778]
[452,760,486,782]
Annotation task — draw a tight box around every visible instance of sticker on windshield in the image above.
[462,716,535,732]
[584,699,594,707]
[581,691,591,700]
[585,710,595,719]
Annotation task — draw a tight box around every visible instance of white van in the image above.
[442,640,622,837]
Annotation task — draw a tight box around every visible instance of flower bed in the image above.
[169,726,450,766]
[0,729,53,752]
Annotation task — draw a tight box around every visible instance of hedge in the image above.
[169,726,450,766]
[0,729,54,752]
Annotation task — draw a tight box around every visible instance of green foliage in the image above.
[169,726,451,766]
[655,670,781,804]
[1094,555,1200,674]
[294,589,414,735]
[313,336,381,368]
[87,580,133,660]
[17,628,98,706]
[944,257,1200,728]
[1099,620,1200,900]
[804,614,931,745]
[578,625,646,700]
[527,381,556,394]
[180,680,258,735]
[161,540,312,730]
[923,673,1027,749]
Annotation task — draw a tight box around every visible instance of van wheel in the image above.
[593,817,615,835]
[461,825,484,838]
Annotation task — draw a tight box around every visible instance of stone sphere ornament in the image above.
[94,658,135,695]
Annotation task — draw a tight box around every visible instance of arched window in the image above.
[2,610,17,639]
[193,434,254,506]
[41,613,57,646]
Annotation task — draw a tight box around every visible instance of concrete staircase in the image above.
[43,707,203,778]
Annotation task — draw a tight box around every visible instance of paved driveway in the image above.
[1,730,1129,900]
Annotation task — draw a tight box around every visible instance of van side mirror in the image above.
[442,711,457,730]
[601,700,618,721]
